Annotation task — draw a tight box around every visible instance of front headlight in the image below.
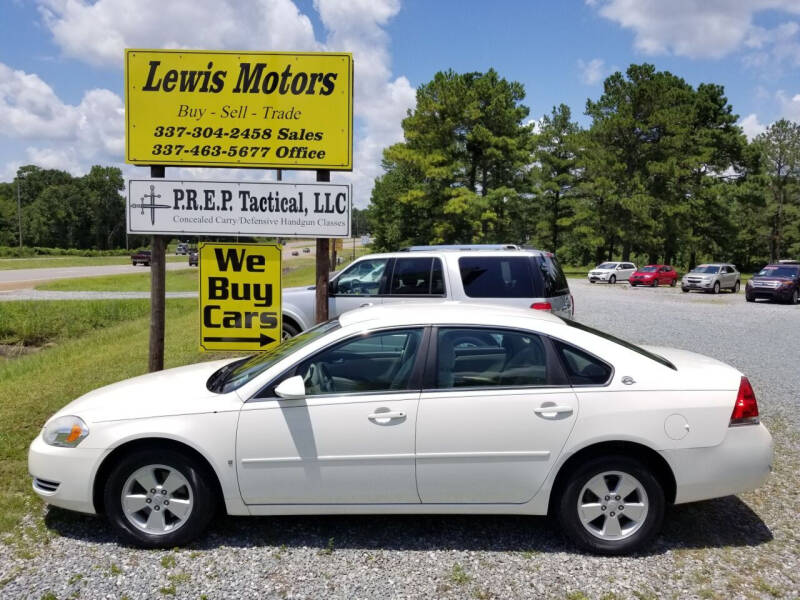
[42,416,89,448]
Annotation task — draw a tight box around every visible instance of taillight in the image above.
[730,376,759,426]
[531,302,552,310]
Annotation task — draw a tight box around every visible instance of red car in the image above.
[629,264,678,287]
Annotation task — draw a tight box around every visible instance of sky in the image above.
[1,0,799,208]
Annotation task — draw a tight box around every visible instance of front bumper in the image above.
[28,433,105,514]
[587,273,611,282]
[746,286,794,301]
[629,277,654,285]
[662,423,773,504]
[682,279,714,290]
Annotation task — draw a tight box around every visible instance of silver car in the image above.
[281,247,574,337]
[681,263,741,294]
[587,261,636,284]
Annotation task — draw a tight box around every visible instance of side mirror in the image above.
[274,375,306,399]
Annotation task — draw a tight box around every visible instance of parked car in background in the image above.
[28,302,772,554]
[303,247,311,254]
[280,246,573,339]
[188,249,198,267]
[175,243,189,255]
[746,262,800,304]
[291,250,299,256]
[681,263,740,294]
[131,250,151,266]
[587,262,636,284]
[629,265,678,287]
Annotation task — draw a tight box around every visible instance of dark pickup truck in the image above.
[131,250,151,266]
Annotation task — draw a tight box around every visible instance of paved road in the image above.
[0,262,190,292]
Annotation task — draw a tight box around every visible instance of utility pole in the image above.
[16,177,22,248]
[148,165,167,372]
[315,169,331,324]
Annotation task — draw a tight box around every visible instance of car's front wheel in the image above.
[557,456,665,555]
[104,449,216,548]
[609,275,616,285]
[791,288,799,305]
[282,320,300,340]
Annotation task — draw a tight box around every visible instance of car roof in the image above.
[354,249,549,260]
[337,301,563,329]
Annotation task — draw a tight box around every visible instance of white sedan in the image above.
[29,303,772,555]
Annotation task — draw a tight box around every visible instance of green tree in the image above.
[754,119,800,261]
[370,69,535,248]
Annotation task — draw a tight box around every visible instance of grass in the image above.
[449,563,471,585]
[38,269,200,292]
[0,298,213,536]
[0,255,187,270]
[0,300,152,346]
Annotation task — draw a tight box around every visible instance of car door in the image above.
[382,256,447,308]
[236,327,426,504]
[415,327,579,504]
[328,257,391,317]
[722,266,735,288]
[621,263,635,281]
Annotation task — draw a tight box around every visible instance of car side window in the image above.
[333,258,389,296]
[435,328,549,389]
[553,340,612,386]
[296,328,424,395]
[389,257,446,296]
[459,257,537,297]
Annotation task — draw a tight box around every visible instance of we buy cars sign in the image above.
[199,243,281,352]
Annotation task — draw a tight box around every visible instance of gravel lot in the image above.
[2,281,798,600]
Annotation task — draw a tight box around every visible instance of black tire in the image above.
[651,278,658,287]
[733,281,740,294]
[609,275,616,285]
[791,289,799,305]
[282,320,300,340]
[557,455,665,555]
[713,281,720,294]
[681,287,689,293]
[104,449,217,548]
[746,295,755,302]
[670,278,677,287]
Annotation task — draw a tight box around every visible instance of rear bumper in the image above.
[662,423,773,504]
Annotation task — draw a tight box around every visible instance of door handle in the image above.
[368,411,406,420]
[534,405,573,417]
[360,302,374,307]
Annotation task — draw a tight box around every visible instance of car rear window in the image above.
[534,255,569,296]
[459,256,539,297]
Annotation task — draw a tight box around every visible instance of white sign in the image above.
[127,180,351,238]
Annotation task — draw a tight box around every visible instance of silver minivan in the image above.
[281,247,574,337]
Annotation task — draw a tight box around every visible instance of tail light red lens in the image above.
[730,376,759,426]
[530,302,552,310]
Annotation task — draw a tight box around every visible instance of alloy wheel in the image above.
[577,471,649,541]
[121,464,194,535]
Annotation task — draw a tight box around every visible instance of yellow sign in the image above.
[125,49,353,170]
[199,243,282,352]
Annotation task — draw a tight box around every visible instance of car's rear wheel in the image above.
[104,449,216,548]
[733,281,741,293]
[557,456,665,555]
[713,281,720,294]
[670,278,677,287]
[282,320,300,340]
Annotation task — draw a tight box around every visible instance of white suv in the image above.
[281,247,573,337]
[588,261,636,284]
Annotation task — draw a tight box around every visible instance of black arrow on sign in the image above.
[203,333,276,346]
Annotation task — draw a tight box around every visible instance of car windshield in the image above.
[597,263,617,269]
[691,266,720,273]
[757,266,799,278]
[207,319,340,394]
[558,318,677,371]
[639,266,657,272]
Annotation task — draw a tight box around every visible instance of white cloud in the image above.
[0,62,125,172]
[589,0,800,60]
[9,0,415,208]
[739,113,767,140]
[777,90,800,121]
[577,58,607,85]
[37,0,319,67]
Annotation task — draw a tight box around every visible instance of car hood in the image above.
[51,358,240,424]
[283,284,316,295]
[639,345,741,389]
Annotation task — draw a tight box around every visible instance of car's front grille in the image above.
[753,280,780,289]
[33,478,60,493]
